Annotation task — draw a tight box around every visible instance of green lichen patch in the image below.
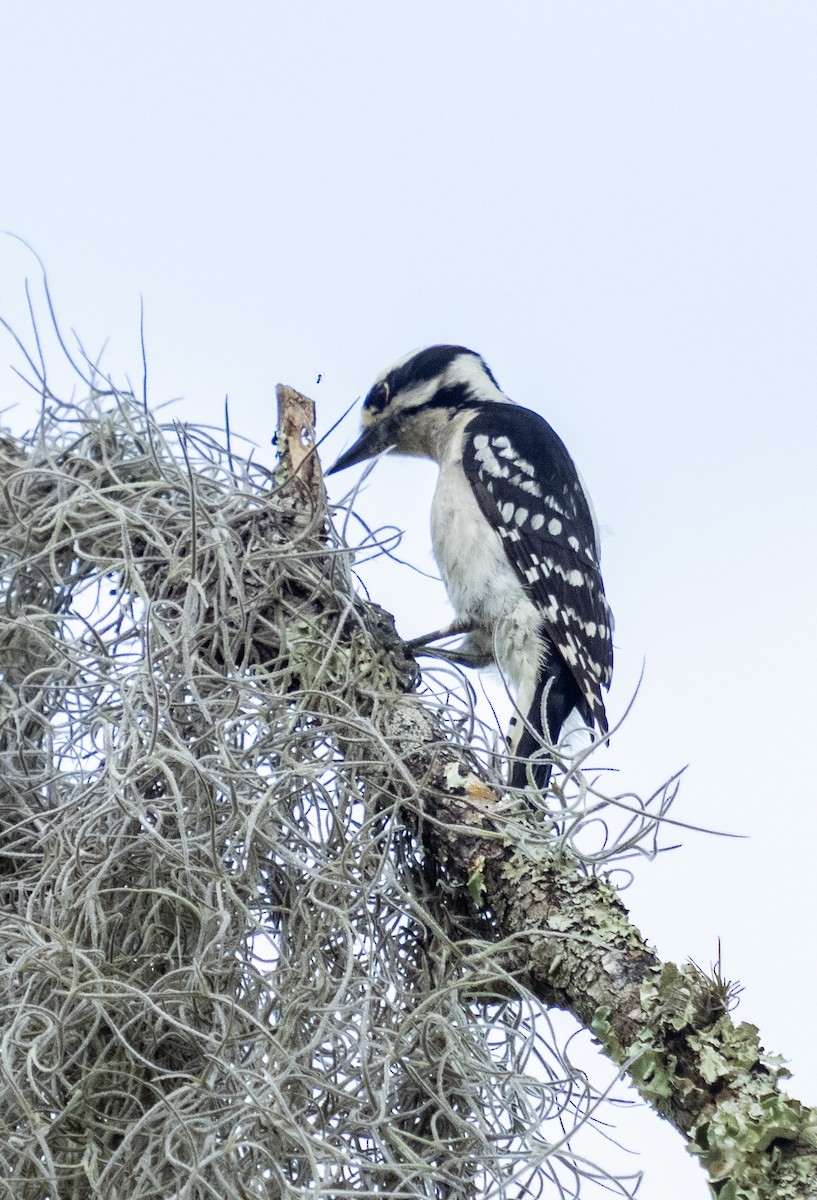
[688,1072,817,1193]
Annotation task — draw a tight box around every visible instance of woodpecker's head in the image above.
[327,344,507,473]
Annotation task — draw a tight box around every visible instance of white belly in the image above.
[430,463,544,691]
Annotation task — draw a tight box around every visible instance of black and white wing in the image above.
[461,403,613,735]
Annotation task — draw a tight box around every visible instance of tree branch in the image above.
[360,688,817,1197]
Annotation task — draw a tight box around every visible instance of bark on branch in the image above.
[367,692,817,1198]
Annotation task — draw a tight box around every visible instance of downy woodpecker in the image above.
[327,345,613,788]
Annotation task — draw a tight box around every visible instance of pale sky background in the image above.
[2,4,816,1196]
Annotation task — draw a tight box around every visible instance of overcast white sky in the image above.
[2,4,816,1195]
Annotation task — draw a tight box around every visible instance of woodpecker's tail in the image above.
[509,664,585,791]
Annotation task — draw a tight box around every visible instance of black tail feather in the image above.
[509,664,586,791]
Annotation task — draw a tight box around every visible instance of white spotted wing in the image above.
[462,404,613,732]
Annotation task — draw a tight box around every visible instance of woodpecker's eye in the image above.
[364,381,389,413]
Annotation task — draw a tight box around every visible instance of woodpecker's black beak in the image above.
[326,422,395,475]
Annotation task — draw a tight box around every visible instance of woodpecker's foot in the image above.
[406,623,494,668]
[412,644,495,668]
[404,620,473,651]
